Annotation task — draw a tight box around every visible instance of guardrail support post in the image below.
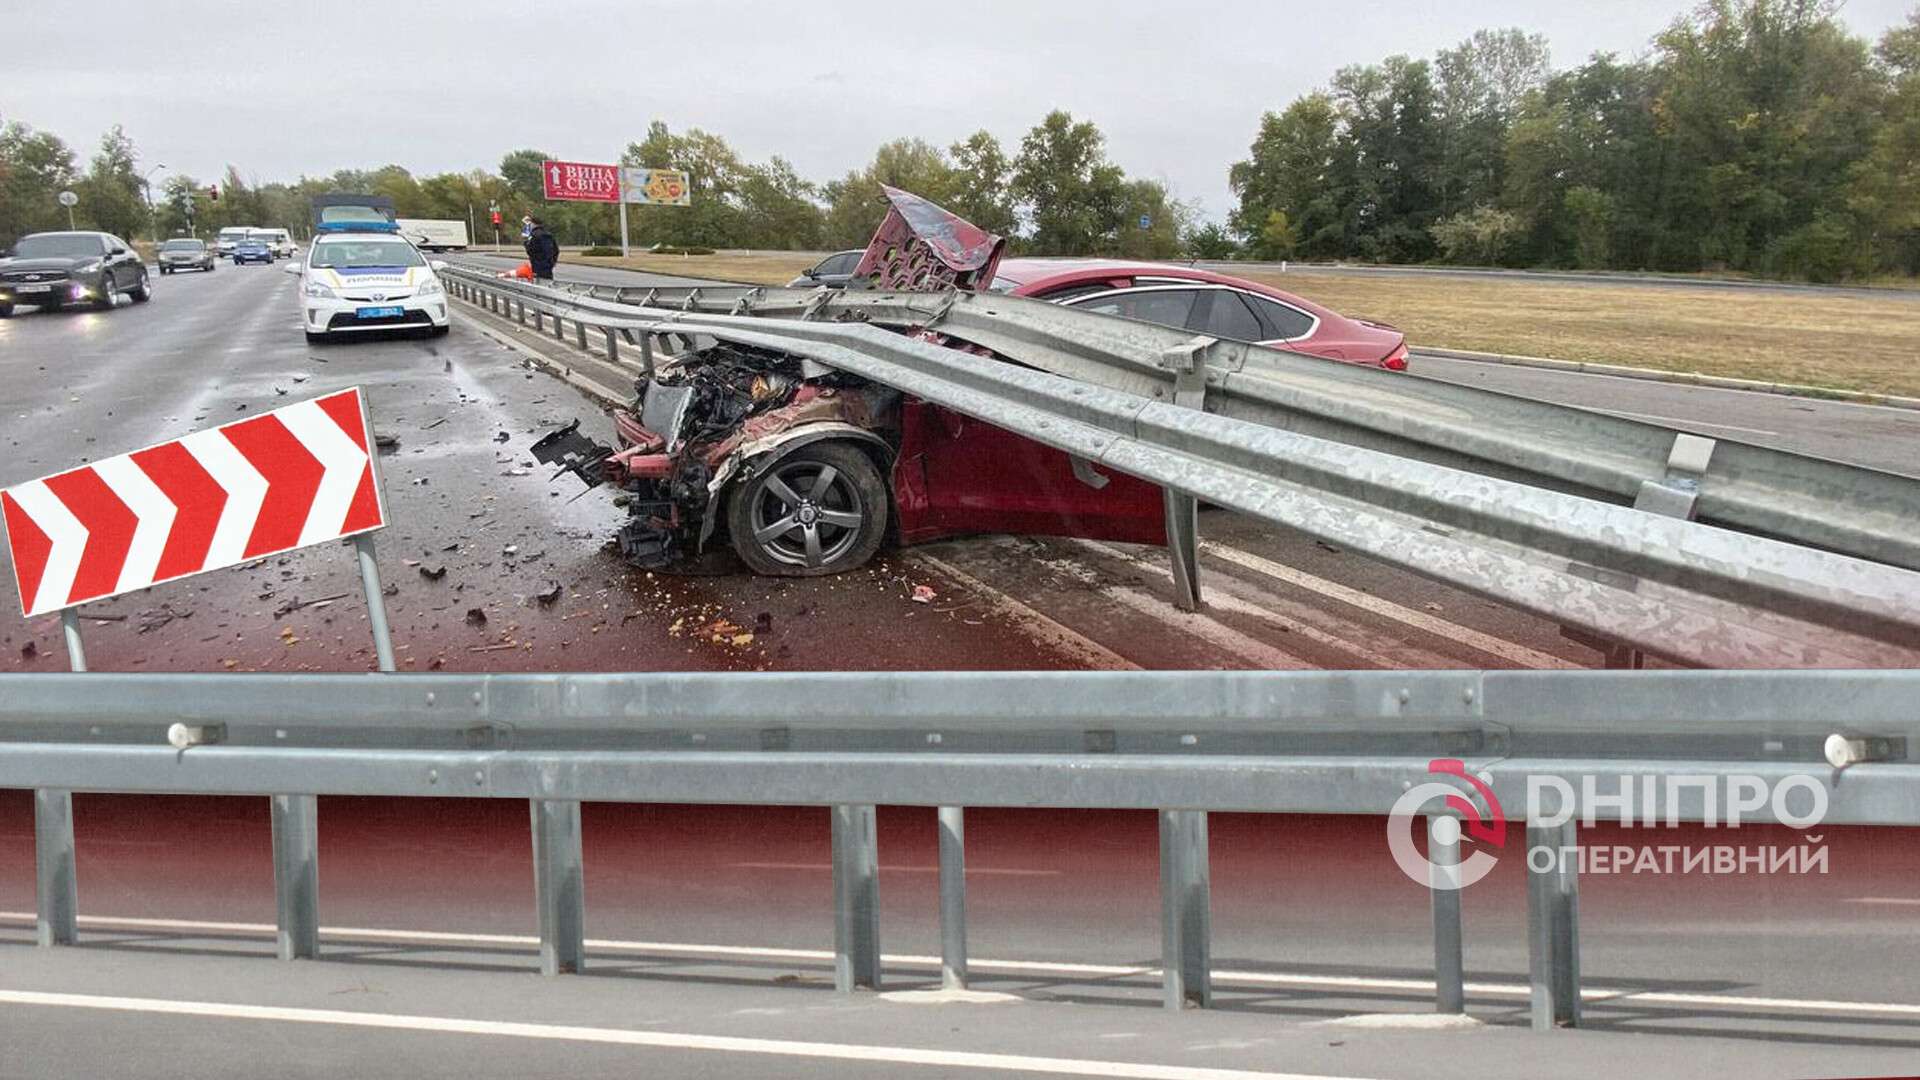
[575,320,589,351]
[1163,490,1202,612]
[603,328,621,364]
[1429,815,1465,1013]
[638,333,656,375]
[1158,809,1211,1009]
[272,794,320,960]
[831,803,881,991]
[36,608,87,947]
[1526,820,1580,1029]
[531,799,586,976]
[34,788,77,947]
[937,806,968,990]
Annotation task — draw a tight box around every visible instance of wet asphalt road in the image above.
[0,261,1105,675]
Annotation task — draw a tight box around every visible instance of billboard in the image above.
[620,168,692,206]
[541,160,621,203]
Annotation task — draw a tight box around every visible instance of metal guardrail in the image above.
[3,669,1916,1031]
[441,268,1920,670]
[489,270,1920,576]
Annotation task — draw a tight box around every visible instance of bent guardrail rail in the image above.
[440,268,1920,670]
[3,668,1916,1031]
[467,268,1920,576]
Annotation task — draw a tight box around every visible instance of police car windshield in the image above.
[310,240,423,269]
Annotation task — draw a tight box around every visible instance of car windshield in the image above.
[309,240,423,269]
[11,234,103,259]
[161,240,203,252]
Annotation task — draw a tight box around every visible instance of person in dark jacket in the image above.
[522,215,559,281]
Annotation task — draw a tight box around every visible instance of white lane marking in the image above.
[1847,897,1920,906]
[179,429,267,569]
[1096,581,1316,671]
[0,990,1371,1080]
[6,480,88,615]
[276,399,366,546]
[908,553,1140,671]
[1193,541,1577,670]
[1595,409,1778,437]
[5,913,1920,1019]
[1072,540,1422,669]
[730,861,1062,877]
[91,455,177,594]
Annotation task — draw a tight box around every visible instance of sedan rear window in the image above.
[1247,295,1316,339]
[1201,291,1265,341]
[1067,288,1200,331]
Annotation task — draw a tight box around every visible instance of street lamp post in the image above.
[142,164,167,247]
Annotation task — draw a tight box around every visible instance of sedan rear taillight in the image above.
[1381,342,1410,371]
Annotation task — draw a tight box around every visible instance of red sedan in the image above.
[991,258,1410,370]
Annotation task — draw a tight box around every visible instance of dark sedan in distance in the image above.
[786,249,864,288]
[0,230,152,315]
[232,239,275,265]
[158,238,216,274]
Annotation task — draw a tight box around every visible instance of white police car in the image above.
[285,230,450,341]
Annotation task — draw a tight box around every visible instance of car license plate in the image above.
[356,306,405,319]
[18,284,51,293]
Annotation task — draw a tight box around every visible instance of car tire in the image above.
[726,442,888,577]
[131,274,151,303]
[93,274,115,311]
[0,302,12,318]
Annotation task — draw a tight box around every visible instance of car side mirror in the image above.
[111,246,128,256]
[281,263,301,275]
[430,259,449,272]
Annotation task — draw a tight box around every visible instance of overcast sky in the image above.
[7,0,1914,223]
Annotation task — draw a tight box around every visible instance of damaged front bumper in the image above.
[532,342,899,570]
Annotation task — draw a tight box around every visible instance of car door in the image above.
[889,285,1210,548]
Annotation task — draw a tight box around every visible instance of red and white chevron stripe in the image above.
[1,387,386,618]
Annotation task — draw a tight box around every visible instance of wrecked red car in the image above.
[530,187,1155,575]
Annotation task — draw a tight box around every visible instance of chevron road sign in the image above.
[1,388,388,618]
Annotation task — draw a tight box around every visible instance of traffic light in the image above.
[490,210,501,225]
[208,184,220,202]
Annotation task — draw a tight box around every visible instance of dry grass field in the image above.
[570,251,1920,398]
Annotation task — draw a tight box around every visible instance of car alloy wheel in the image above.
[93,273,115,310]
[131,273,151,303]
[726,443,888,576]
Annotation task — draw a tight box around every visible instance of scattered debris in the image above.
[273,593,349,619]
[291,374,310,384]
[535,581,563,606]
[419,565,448,581]
[20,641,37,661]
[467,642,517,653]
[425,417,450,430]
[494,431,511,444]
[911,584,937,604]
[374,433,400,450]
[382,584,400,597]
[81,613,129,623]
[278,626,300,645]
[136,604,193,634]
[465,607,488,626]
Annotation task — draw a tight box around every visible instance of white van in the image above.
[249,228,295,258]
[215,226,252,255]
[395,219,470,252]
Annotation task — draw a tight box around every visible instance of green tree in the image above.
[821,137,957,249]
[1112,179,1190,259]
[0,119,78,246]
[1433,29,1551,215]
[1430,205,1523,264]
[1852,11,1920,273]
[77,125,147,240]
[1562,185,1617,268]
[1229,93,1343,257]
[946,130,1018,236]
[1010,110,1126,254]
[1260,210,1298,259]
[1184,221,1240,259]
